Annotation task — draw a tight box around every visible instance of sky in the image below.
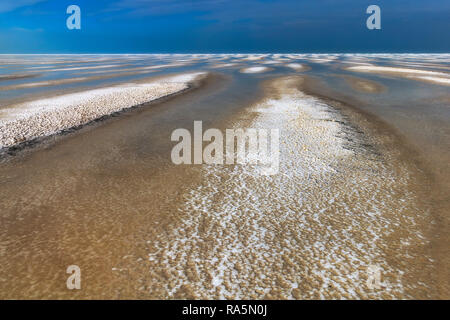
[0,0,449,53]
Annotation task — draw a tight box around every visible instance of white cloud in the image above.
[0,0,47,13]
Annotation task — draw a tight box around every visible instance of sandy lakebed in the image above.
[0,54,448,299]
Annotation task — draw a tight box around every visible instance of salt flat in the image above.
[0,72,206,148]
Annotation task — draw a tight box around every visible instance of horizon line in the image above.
[1,52,450,55]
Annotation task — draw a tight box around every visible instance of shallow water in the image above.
[0,54,448,299]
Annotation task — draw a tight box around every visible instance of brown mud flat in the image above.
[0,71,158,91]
[0,73,447,299]
[301,76,449,299]
[338,75,386,94]
[141,76,439,299]
[0,73,231,299]
[344,66,450,87]
[0,73,40,81]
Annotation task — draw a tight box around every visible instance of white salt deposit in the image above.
[240,66,270,73]
[414,76,450,85]
[347,65,450,86]
[286,63,305,71]
[0,72,206,149]
[347,65,449,77]
[210,63,238,68]
[144,76,430,299]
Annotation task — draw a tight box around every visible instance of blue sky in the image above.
[0,0,449,53]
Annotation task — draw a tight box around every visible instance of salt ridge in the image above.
[0,72,206,149]
[145,77,431,299]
